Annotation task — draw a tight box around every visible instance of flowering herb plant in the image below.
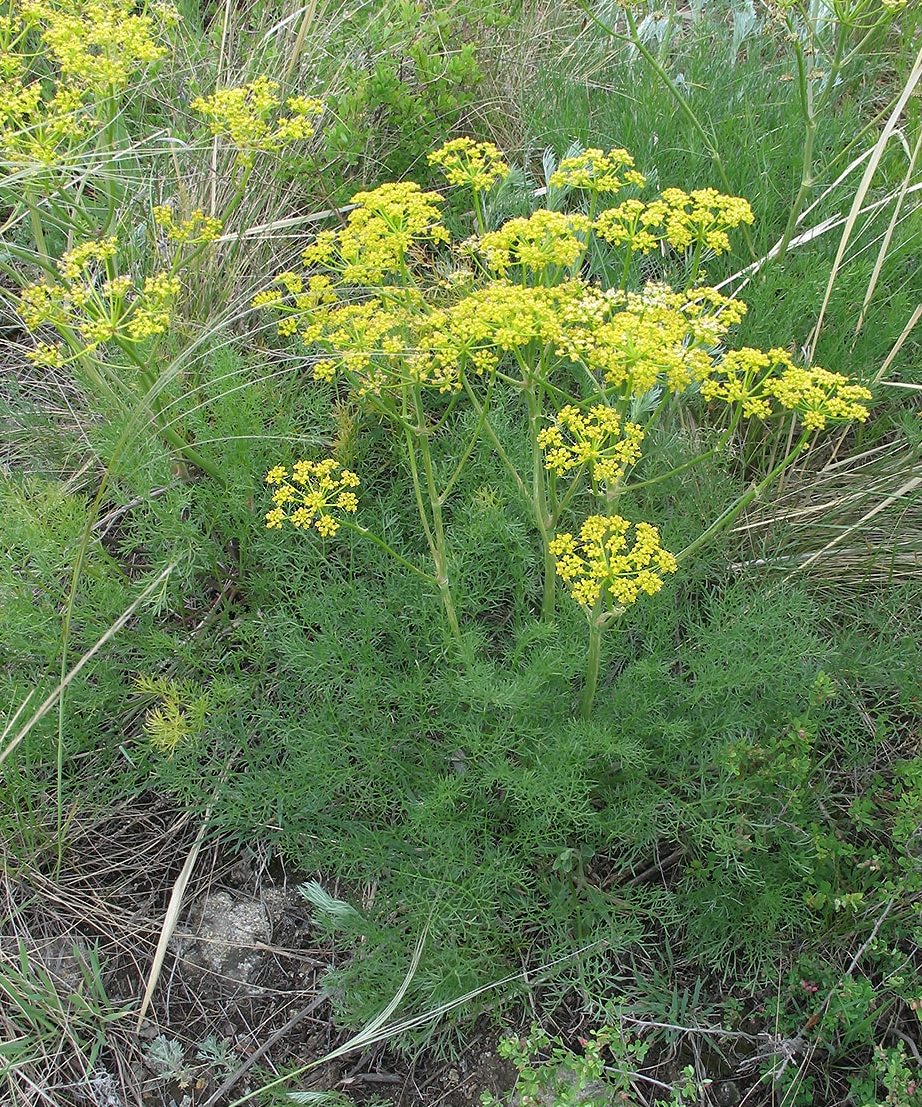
[257,138,872,716]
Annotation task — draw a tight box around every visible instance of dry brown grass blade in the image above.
[873,304,922,385]
[856,128,922,334]
[808,44,922,359]
[733,434,922,584]
[135,814,209,1028]
[790,471,922,576]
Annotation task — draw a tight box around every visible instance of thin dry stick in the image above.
[856,128,922,334]
[201,990,329,1107]
[210,0,235,217]
[135,814,211,1028]
[790,472,922,576]
[282,0,319,87]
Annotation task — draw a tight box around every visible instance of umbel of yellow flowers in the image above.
[192,76,323,168]
[1,0,180,167]
[19,237,181,363]
[549,517,678,608]
[265,460,360,538]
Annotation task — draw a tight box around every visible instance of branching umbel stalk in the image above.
[581,616,605,720]
[252,139,874,724]
[402,386,467,656]
[576,431,812,717]
[525,378,556,620]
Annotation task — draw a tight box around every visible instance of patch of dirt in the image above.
[1,794,519,1107]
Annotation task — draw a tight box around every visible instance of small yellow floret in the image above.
[550,147,646,195]
[428,137,510,192]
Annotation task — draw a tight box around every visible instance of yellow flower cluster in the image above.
[0,80,94,166]
[549,147,646,194]
[294,182,449,285]
[477,210,592,278]
[337,182,449,284]
[192,77,322,167]
[550,516,677,609]
[538,405,645,485]
[20,0,173,89]
[594,199,666,254]
[254,148,875,439]
[257,261,752,401]
[19,237,180,359]
[658,188,755,254]
[153,205,223,244]
[701,347,873,429]
[595,189,754,256]
[264,458,360,536]
[428,137,510,192]
[550,283,747,396]
[57,236,118,279]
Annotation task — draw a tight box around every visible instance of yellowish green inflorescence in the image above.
[427,137,510,192]
[477,210,592,278]
[549,146,647,194]
[595,189,755,256]
[19,0,175,88]
[192,76,322,167]
[538,405,645,486]
[152,205,223,245]
[19,237,180,361]
[701,347,872,430]
[265,459,360,537]
[550,516,678,609]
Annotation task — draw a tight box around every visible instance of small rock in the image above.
[178,891,270,991]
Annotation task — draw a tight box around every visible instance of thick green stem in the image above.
[462,377,528,502]
[620,245,634,290]
[777,42,816,261]
[408,389,466,653]
[777,16,852,262]
[101,91,122,233]
[581,619,603,719]
[525,380,555,619]
[687,237,704,289]
[472,190,487,236]
[677,432,810,563]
